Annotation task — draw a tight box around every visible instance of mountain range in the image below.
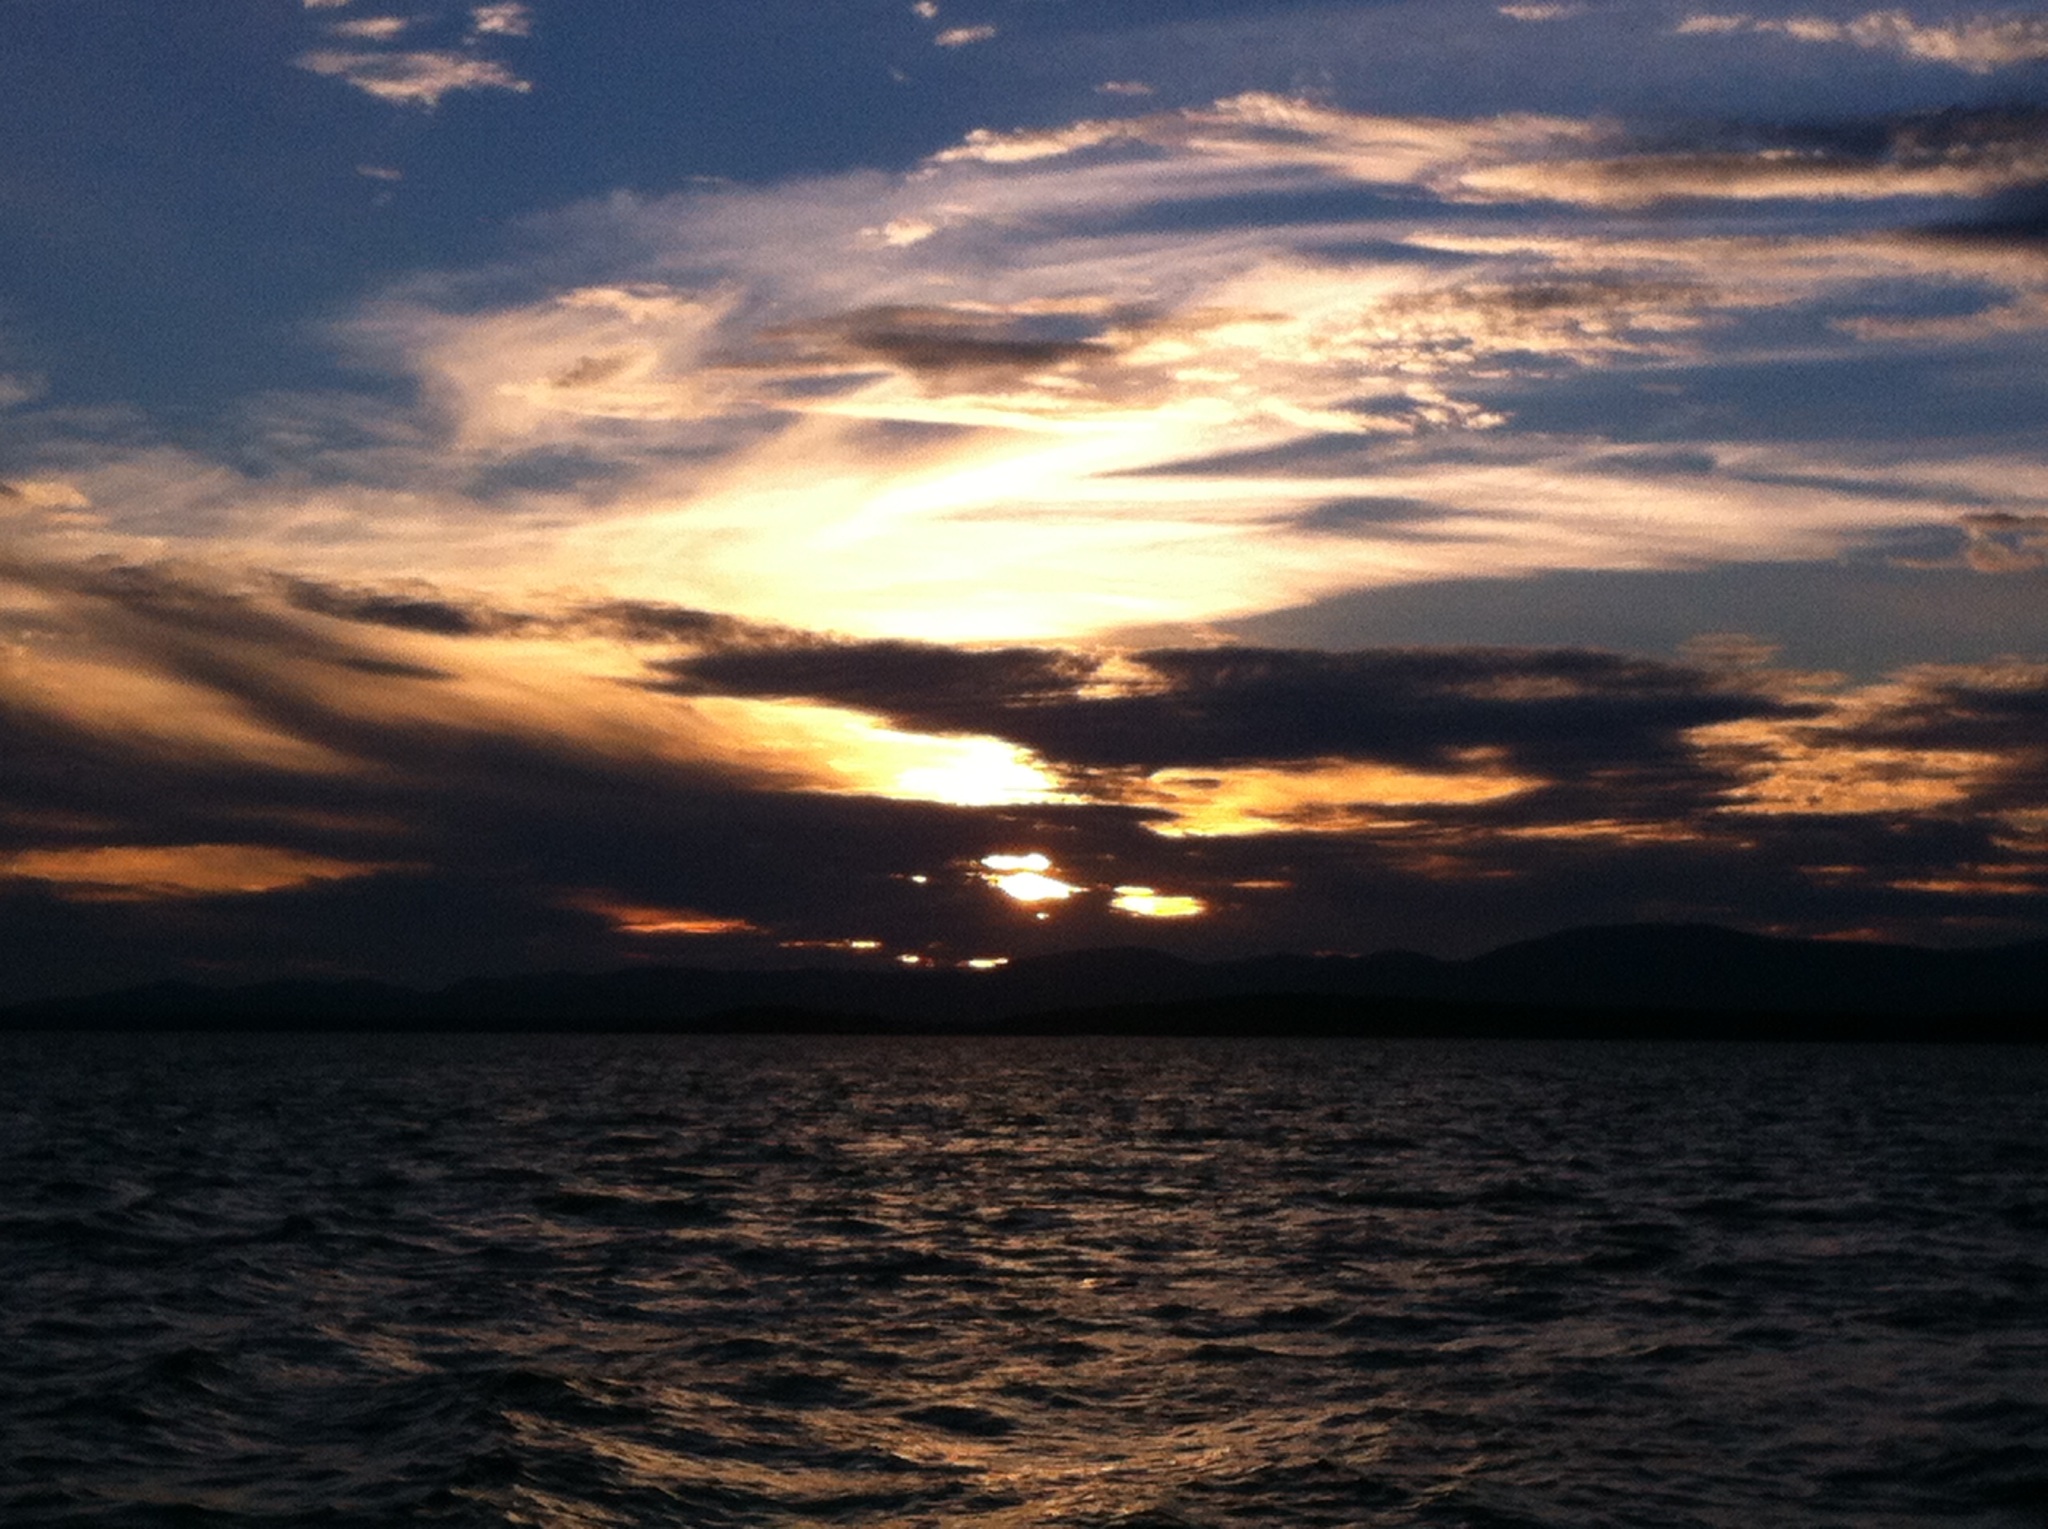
[5,924,2044,1040]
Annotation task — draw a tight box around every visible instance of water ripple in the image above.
[2,1035,2044,1527]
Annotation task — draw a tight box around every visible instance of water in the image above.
[2,1034,2044,1528]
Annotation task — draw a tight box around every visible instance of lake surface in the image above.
[3,1034,2045,1527]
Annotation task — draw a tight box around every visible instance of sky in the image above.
[4,0,2048,1000]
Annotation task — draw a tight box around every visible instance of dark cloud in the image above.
[1758,104,2048,165]
[1834,666,2048,780]
[655,637,1801,778]
[762,305,1118,383]
[1921,181,2048,245]
[281,576,524,636]
[574,600,790,648]
[274,576,796,650]
[1491,104,2048,206]
[658,639,1100,719]
[1043,646,1795,774]
[850,332,1111,378]
[4,561,467,689]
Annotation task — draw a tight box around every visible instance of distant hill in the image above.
[4,924,2044,1039]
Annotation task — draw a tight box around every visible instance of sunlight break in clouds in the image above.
[979,854,1079,903]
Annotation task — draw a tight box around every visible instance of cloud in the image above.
[1499,3,1586,18]
[1454,108,2048,206]
[294,48,532,107]
[470,3,534,37]
[6,844,399,901]
[935,24,997,47]
[764,304,1118,381]
[1836,661,2048,769]
[1676,9,2048,71]
[1954,512,2048,571]
[652,636,1802,797]
[929,92,1604,181]
[0,479,92,515]
[279,576,531,636]
[328,15,412,41]
[924,93,2048,210]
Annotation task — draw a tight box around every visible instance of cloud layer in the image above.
[15,92,2036,649]
[7,552,2047,1001]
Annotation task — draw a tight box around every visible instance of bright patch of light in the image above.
[978,851,1079,903]
[1110,885,1206,918]
[1134,757,1540,836]
[991,870,1078,903]
[981,852,1051,872]
[689,701,1070,807]
[964,956,1010,970]
[883,733,1067,806]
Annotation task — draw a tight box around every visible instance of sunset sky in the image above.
[5,0,2048,1000]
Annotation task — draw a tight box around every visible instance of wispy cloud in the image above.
[1677,9,2048,72]
[21,94,2047,651]
[469,3,533,37]
[295,48,532,106]
[935,24,997,47]
[328,15,412,41]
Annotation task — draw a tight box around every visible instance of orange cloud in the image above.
[4,844,393,901]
